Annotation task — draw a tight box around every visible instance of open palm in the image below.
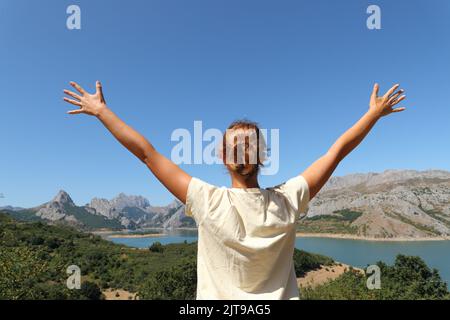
[369,83,406,117]
[63,81,107,116]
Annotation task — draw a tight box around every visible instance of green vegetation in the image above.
[1,211,449,300]
[301,255,449,300]
[121,206,149,220]
[297,209,363,234]
[307,210,363,222]
[80,281,103,300]
[5,205,124,231]
[139,256,197,299]
[293,250,334,277]
[0,212,195,299]
[149,241,165,253]
[419,204,450,228]
[62,204,123,230]
[0,211,335,300]
[384,211,440,236]
[3,209,42,222]
[334,209,363,222]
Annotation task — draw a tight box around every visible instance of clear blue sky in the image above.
[1,0,449,208]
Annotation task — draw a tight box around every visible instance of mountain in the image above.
[0,205,24,211]
[3,190,124,230]
[1,169,449,237]
[302,169,450,238]
[86,193,189,229]
[1,190,191,230]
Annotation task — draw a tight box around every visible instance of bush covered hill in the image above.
[301,254,449,300]
[1,211,448,300]
[0,211,331,300]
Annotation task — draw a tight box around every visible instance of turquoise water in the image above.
[108,230,450,287]
[108,229,198,247]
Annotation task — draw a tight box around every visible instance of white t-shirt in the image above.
[185,175,310,300]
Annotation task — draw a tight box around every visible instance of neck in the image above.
[230,173,260,189]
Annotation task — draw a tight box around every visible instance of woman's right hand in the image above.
[369,83,406,118]
[63,81,108,117]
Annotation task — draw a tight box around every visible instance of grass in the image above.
[384,211,440,236]
[62,204,123,230]
[297,209,362,235]
[418,204,450,228]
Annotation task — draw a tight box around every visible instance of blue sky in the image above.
[1,0,449,207]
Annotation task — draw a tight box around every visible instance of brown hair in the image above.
[221,120,266,178]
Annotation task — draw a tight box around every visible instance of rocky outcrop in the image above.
[307,170,450,238]
[33,190,81,226]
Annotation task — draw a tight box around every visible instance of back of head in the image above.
[220,120,267,178]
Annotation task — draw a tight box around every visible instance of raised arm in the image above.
[63,81,192,203]
[302,83,406,199]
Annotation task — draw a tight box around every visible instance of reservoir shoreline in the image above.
[95,229,450,242]
[295,232,450,242]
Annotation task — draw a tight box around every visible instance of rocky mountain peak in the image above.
[111,193,150,209]
[52,190,74,206]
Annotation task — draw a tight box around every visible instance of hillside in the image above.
[0,212,332,299]
[300,169,450,239]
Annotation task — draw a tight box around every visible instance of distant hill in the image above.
[2,169,449,237]
[300,169,450,238]
[1,191,123,231]
[1,190,190,231]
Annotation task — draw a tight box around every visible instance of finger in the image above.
[371,83,379,99]
[96,81,103,95]
[391,107,406,113]
[63,89,81,101]
[96,80,106,103]
[67,109,85,115]
[70,81,86,95]
[390,95,406,106]
[63,97,82,107]
[383,84,400,99]
[388,89,404,100]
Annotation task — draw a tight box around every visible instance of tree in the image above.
[149,241,164,253]
[0,247,49,299]
[139,257,196,300]
[293,249,334,277]
[80,281,103,300]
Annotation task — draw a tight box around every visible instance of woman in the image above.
[63,81,406,299]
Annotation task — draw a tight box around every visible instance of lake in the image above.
[108,229,450,287]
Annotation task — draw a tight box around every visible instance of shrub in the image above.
[149,241,164,253]
[139,257,197,300]
[80,281,103,300]
[293,249,334,277]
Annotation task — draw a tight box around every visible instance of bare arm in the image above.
[302,83,407,199]
[63,81,191,203]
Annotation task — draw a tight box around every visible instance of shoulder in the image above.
[269,175,310,214]
[185,178,224,220]
[270,175,309,193]
[187,177,219,194]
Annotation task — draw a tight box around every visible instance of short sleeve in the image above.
[185,177,218,225]
[274,175,310,216]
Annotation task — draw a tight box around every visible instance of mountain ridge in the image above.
[1,169,449,237]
